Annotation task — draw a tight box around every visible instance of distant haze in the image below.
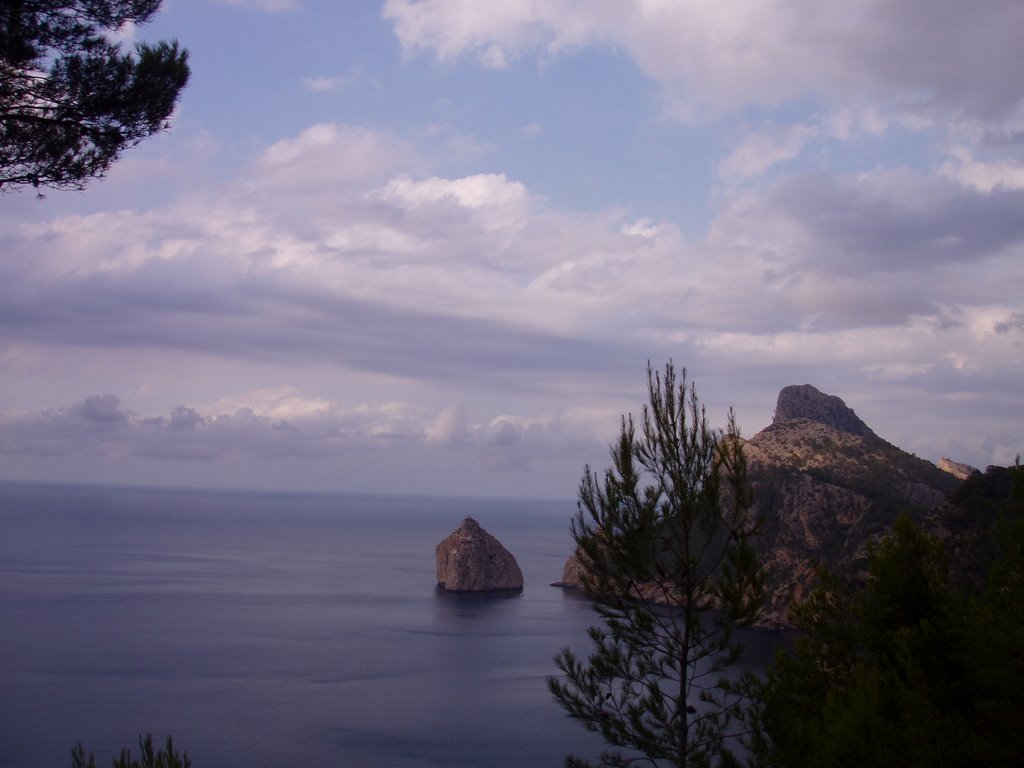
[1,1,1021,497]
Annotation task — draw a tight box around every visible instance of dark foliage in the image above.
[947,459,1024,527]
[1,1,188,192]
[753,460,1024,768]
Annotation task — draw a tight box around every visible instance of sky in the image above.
[1,0,1022,499]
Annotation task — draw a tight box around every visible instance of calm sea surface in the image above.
[0,482,786,767]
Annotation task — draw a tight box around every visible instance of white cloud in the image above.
[383,0,592,68]
[383,0,1024,125]
[717,123,816,181]
[620,218,659,238]
[518,121,545,138]
[941,144,1024,193]
[214,0,299,12]
[301,65,364,93]
[205,387,334,421]
[368,173,536,250]
[302,76,343,92]
[374,172,529,210]
[250,123,419,191]
[102,20,138,44]
[426,404,468,444]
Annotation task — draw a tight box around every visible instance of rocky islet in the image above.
[435,516,524,592]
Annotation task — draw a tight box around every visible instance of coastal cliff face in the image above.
[436,517,524,592]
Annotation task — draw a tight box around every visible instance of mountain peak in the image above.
[772,384,876,438]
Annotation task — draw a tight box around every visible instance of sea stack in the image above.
[436,517,524,592]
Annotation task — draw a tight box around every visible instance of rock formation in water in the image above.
[436,517,524,592]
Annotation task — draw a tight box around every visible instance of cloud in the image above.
[5,125,1021,384]
[994,312,1024,336]
[301,64,365,93]
[717,123,816,181]
[518,122,544,139]
[0,389,609,495]
[302,76,345,92]
[375,172,528,210]
[426,404,468,444]
[372,172,532,234]
[214,0,299,12]
[941,141,1024,193]
[0,146,637,396]
[102,20,138,44]
[741,171,1024,276]
[383,0,1024,124]
[72,394,129,426]
[249,123,420,194]
[206,387,334,421]
[383,0,591,68]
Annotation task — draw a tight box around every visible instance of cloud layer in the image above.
[384,0,1024,122]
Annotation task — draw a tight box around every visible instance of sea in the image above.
[0,481,788,767]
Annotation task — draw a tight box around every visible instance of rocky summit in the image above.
[436,517,524,592]
[771,384,876,438]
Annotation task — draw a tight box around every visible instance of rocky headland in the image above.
[436,517,524,592]
[556,384,984,628]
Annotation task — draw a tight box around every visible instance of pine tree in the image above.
[1,1,189,192]
[548,361,764,767]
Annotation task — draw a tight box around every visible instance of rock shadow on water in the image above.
[433,583,522,601]
[432,583,523,625]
